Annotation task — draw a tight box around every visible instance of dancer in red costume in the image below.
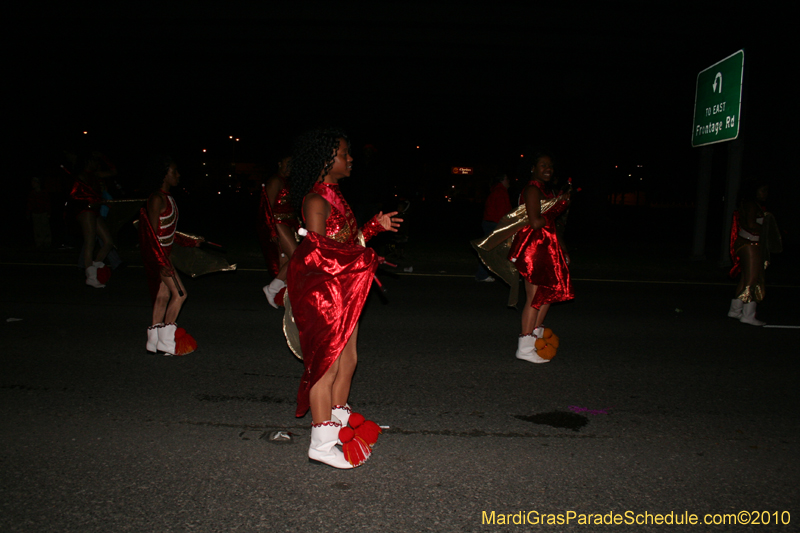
[509,152,573,363]
[69,153,116,288]
[287,128,402,469]
[259,156,300,308]
[139,158,202,356]
[727,180,779,326]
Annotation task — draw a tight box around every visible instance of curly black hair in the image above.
[289,127,350,214]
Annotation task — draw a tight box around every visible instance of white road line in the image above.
[2,262,798,288]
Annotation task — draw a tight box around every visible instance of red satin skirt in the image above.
[288,231,380,418]
[508,221,573,309]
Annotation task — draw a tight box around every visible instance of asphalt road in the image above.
[1,261,798,532]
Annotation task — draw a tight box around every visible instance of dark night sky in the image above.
[5,3,794,198]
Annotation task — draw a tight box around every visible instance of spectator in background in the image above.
[475,173,511,281]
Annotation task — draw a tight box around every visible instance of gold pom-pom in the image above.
[537,343,557,360]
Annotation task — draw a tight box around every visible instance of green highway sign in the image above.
[691,50,744,147]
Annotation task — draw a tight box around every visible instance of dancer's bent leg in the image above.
[163,270,187,324]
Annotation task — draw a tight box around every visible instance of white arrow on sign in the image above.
[712,72,722,93]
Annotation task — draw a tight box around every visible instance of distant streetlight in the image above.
[229,136,240,180]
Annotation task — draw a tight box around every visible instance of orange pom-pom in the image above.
[341,435,371,466]
[348,412,366,429]
[354,419,382,447]
[546,334,559,349]
[96,265,112,284]
[534,338,548,351]
[537,343,557,360]
[174,328,197,356]
[542,328,554,339]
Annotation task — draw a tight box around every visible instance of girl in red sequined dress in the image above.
[69,153,116,288]
[508,152,573,363]
[259,155,300,307]
[287,128,402,469]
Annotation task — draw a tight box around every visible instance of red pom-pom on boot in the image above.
[95,263,112,285]
[157,323,197,356]
[174,327,197,356]
[349,412,382,447]
[338,426,371,467]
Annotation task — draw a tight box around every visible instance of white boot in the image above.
[332,404,351,427]
[740,302,766,326]
[85,265,105,288]
[146,324,162,354]
[308,421,353,469]
[515,334,535,359]
[263,278,286,308]
[533,325,544,338]
[157,323,177,355]
[332,404,352,444]
[516,334,550,364]
[727,299,743,319]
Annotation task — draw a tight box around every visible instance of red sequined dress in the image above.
[289,182,387,418]
[272,186,300,230]
[508,180,573,309]
[258,179,301,276]
[68,177,102,218]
